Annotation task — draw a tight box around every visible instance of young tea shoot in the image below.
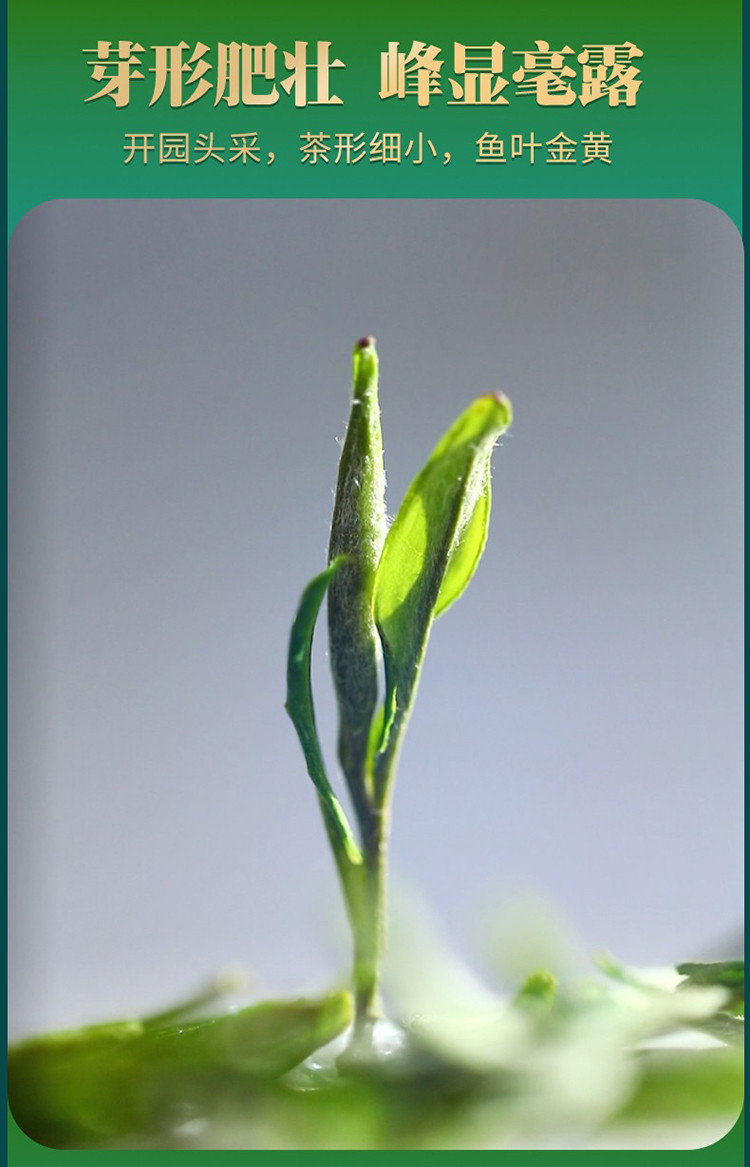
[285,338,512,1046]
[9,340,743,1149]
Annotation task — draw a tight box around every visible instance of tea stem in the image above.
[349,802,389,1038]
[342,719,409,1049]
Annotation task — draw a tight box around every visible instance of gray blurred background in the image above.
[8,200,743,1039]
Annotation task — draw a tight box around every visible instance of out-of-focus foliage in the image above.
[9,956,742,1150]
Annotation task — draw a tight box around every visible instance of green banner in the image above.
[7,0,742,231]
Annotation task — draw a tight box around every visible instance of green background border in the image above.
[5,0,743,1161]
[5,1105,747,1162]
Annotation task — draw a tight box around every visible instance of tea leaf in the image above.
[373,393,512,744]
[286,559,362,867]
[9,991,352,1148]
[433,471,492,618]
[677,960,744,1015]
[327,338,387,803]
[676,961,744,989]
[515,969,558,1011]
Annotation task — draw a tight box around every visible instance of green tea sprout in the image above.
[9,340,743,1148]
[286,338,512,1046]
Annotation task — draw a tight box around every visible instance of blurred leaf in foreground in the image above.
[8,990,352,1149]
[676,961,744,1014]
